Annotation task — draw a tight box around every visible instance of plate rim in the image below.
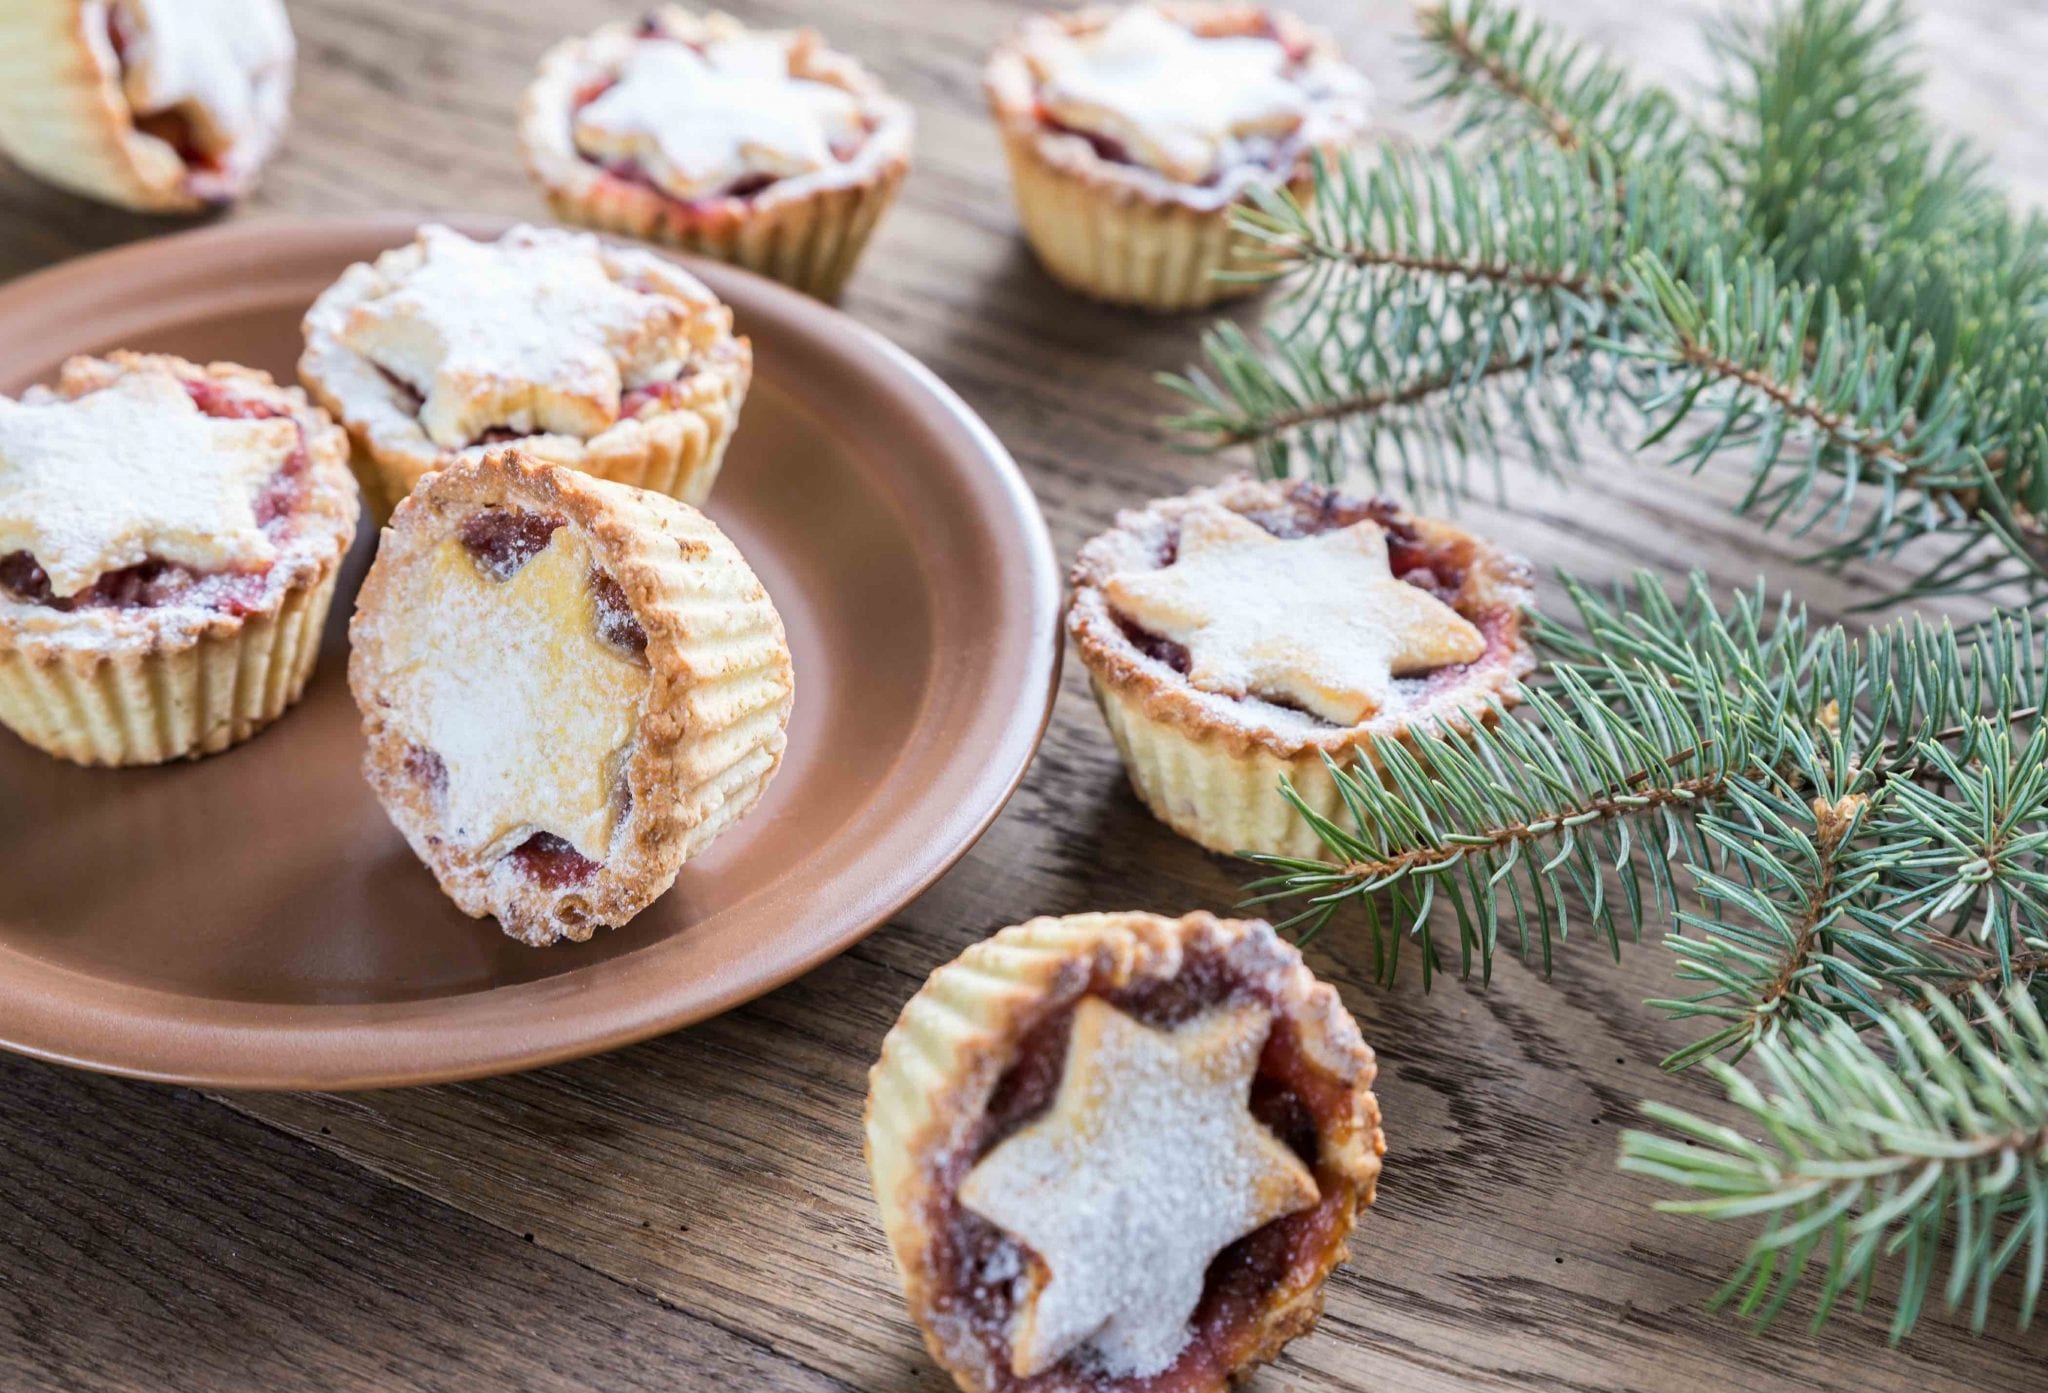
[0,213,1063,1090]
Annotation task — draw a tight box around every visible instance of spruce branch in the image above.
[1179,0,2048,602]
[1169,0,2048,1336]
[1417,0,1700,168]
[1239,567,2048,1334]
[1621,989,2048,1338]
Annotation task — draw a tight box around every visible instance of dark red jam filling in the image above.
[457,509,566,581]
[928,944,1356,1392]
[403,744,449,795]
[619,370,697,420]
[507,832,602,889]
[1114,485,1504,711]
[0,378,312,616]
[590,569,649,656]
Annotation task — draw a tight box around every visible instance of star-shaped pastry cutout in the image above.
[576,36,864,201]
[0,369,296,598]
[958,997,1318,1379]
[340,226,687,449]
[1031,6,1308,182]
[1105,504,1487,725]
[380,528,650,860]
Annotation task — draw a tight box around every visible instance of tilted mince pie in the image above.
[867,910,1383,1392]
[0,352,357,766]
[984,3,1368,311]
[299,222,753,521]
[1067,475,1535,859]
[348,450,793,946]
[0,0,294,212]
[522,7,914,301]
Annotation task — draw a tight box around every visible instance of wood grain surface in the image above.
[3,1,2046,1390]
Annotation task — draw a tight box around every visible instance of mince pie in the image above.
[0,0,294,212]
[299,222,753,520]
[867,910,1383,1392]
[0,352,357,765]
[522,7,914,301]
[1067,476,1534,858]
[984,3,1369,311]
[348,450,793,945]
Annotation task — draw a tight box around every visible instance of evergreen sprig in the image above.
[1621,989,2048,1339]
[1163,0,2048,1340]
[1242,568,2048,1336]
[1166,0,2048,599]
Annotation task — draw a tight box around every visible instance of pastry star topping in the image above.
[1105,504,1487,725]
[1030,5,1308,183]
[338,226,689,449]
[959,997,1318,1379]
[380,528,650,861]
[575,36,864,201]
[0,370,295,598]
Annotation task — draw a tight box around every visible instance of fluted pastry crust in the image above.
[299,224,752,521]
[1067,475,1535,858]
[983,3,1367,311]
[0,0,293,212]
[0,352,355,766]
[348,450,793,945]
[520,7,914,301]
[866,910,1383,1392]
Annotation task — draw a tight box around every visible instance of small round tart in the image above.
[522,7,914,301]
[0,0,294,213]
[1067,475,1534,858]
[0,352,355,766]
[984,3,1368,311]
[867,910,1383,1392]
[349,450,793,946]
[299,222,754,521]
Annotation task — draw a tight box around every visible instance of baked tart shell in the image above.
[349,450,794,945]
[1067,477,1536,859]
[298,231,753,524]
[983,3,1362,313]
[866,910,1383,1392]
[0,0,290,213]
[519,16,915,302]
[0,354,356,766]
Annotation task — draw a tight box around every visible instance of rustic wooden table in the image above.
[4,1,2046,1389]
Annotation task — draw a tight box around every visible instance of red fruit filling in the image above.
[923,941,1358,1392]
[590,569,649,657]
[1112,483,1514,711]
[508,832,602,889]
[0,377,313,616]
[404,744,449,795]
[457,509,566,581]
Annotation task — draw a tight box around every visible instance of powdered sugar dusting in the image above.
[956,997,1319,1379]
[1027,6,1309,184]
[0,369,293,597]
[1103,502,1484,726]
[373,527,649,862]
[115,0,294,155]
[337,225,690,448]
[576,35,865,200]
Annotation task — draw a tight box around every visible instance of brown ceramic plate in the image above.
[0,215,1060,1090]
